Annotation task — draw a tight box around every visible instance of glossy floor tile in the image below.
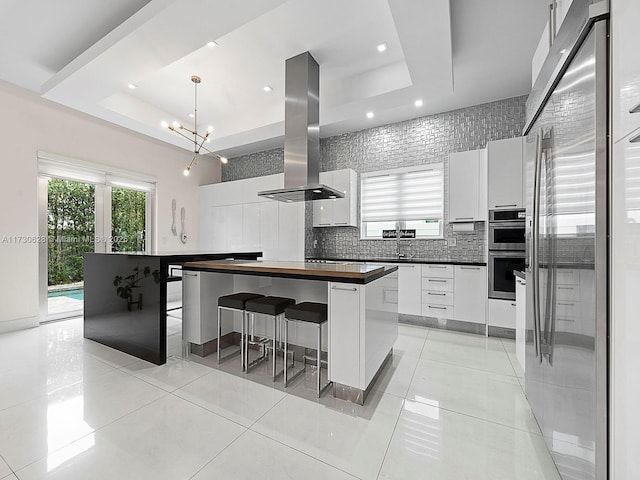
[0,455,11,479]
[174,368,286,427]
[121,356,211,392]
[15,395,245,480]
[0,369,166,470]
[378,400,560,480]
[421,328,516,376]
[0,318,563,480]
[252,388,404,480]
[191,430,359,480]
[407,358,541,434]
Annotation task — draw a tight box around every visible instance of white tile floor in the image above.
[0,319,561,480]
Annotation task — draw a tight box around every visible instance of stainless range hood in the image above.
[258,52,344,202]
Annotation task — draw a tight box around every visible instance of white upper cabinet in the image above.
[613,0,640,143]
[448,148,487,222]
[313,169,357,227]
[487,137,524,210]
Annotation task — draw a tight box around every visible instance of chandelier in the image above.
[161,75,227,176]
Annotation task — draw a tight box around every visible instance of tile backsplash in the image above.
[223,95,527,262]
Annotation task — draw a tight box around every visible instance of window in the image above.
[360,164,444,239]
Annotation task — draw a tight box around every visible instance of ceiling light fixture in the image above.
[377,43,388,53]
[366,111,374,119]
[128,83,137,89]
[263,85,273,92]
[415,99,423,107]
[206,41,218,48]
[161,75,227,176]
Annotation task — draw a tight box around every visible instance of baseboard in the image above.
[0,315,39,334]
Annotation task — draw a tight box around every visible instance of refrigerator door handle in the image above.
[532,129,543,362]
[542,128,556,365]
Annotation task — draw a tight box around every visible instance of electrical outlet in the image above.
[447,238,457,247]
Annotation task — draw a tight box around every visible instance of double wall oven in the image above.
[488,209,525,300]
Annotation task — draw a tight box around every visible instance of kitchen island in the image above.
[182,260,399,404]
[83,251,261,365]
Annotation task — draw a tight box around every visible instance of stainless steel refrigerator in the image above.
[523,1,608,479]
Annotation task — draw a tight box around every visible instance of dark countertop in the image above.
[307,257,486,266]
[183,260,397,284]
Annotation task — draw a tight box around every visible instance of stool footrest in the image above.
[303,354,328,367]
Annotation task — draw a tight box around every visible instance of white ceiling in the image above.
[0,0,549,158]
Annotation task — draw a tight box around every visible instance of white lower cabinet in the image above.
[487,298,516,329]
[328,284,361,387]
[397,264,421,315]
[453,265,486,324]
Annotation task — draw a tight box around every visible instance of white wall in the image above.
[0,80,221,329]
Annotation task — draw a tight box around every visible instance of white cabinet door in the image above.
[242,203,261,251]
[515,276,526,372]
[487,298,516,328]
[613,0,640,142]
[313,169,357,227]
[331,170,352,226]
[487,137,524,210]
[226,204,243,249]
[210,206,229,251]
[449,150,484,222]
[259,202,278,260]
[397,264,421,315]
[453,265,486,324]
[328,283,361,387]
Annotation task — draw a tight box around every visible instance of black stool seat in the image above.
[245,296,296,316]
[285,302,328,324]
[219,292,265,310]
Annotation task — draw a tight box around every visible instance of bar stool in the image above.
[244,296,296,380]
[217,293,264,369]
[283,302,332,397]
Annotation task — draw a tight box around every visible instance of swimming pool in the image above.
[48,289,84,301]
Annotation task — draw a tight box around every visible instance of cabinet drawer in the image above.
[556,301,579,322]
[422,290,454,306]
[422,277,454,292]
[556,284,579,301]
[422,264,454,278]
[422,304,454,319]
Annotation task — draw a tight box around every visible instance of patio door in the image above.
[38,154,155,322]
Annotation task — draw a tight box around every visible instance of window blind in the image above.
[361,164,444,222]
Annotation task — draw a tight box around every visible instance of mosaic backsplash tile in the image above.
[223,95,528,262]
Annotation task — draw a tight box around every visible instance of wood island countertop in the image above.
[182,260,398,284]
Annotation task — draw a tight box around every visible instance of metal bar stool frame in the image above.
[217,293,264,370]
[283,307,332,397]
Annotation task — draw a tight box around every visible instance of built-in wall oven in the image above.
[488,209,525,300]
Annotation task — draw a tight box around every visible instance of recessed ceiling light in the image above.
[188,113,194,118]
[415,99,424,107]
[313,189,322,193]
[263,85,273,92]
[329,195,337,199]
[377,43,388,53]
[268,195,274,198]
[366,111,374,119]
[207,41,218,48]
[128,84,137,89]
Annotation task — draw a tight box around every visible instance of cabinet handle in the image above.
[401,265,416,268]
[428,279,447,283]
[495,204,517,208]
[428,266,447,269]
[460,266,480,270]
[335,222,348,225]
[511,303,517,307]
[630,132,640,143]
[557,302,575,306]
[332,286,357,292]
[428,305,447,310]
[319,223,330,226]
[427,292,446,296]
[558,286,574,290]
[455,217,474,220]
[630,102,640,114]
[183,272,198,277]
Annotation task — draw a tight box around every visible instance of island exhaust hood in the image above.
[257,52,344,202]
